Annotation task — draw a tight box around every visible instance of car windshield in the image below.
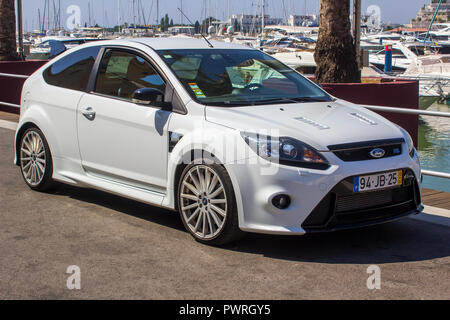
[157,49,332,106]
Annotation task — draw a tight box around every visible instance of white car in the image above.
[15,38,423,245]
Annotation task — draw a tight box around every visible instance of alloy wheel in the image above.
[20,130,46,187]
[180,165,228,240]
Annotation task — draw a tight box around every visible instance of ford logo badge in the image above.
[370,148,386,158]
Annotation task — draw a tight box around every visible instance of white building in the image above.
[168,26,195,36]
[230,14,283,34]
[412,0,450,28]
[288,14,318,27]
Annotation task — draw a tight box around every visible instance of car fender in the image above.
[162,119,251,211]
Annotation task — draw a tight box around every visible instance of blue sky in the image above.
[22,0,430,31]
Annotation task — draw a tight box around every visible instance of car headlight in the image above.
[399,127,415,157]
[241,132,330,170]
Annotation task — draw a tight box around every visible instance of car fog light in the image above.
[272,194,291,209]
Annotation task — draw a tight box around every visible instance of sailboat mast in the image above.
[59,0,61,30]
[53,0,57,30]
[261,0,265,34]
[425,0,444,41]
[140,0,146,25]
[117,0,121,32]
[138,0,141,25]
[47,0,50,31]
[133,0,136,27]
[156,0,159,25]
[180,0,183,24]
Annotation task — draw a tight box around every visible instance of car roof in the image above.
[85,37,254,51]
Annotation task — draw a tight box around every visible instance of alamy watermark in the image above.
[366,5,382,30]
[366,265,381,290]
[66,5,81,30]
[66,265,81,290]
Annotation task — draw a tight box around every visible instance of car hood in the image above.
[205,100,403,151]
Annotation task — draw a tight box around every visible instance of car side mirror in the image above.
[132,88,171,110]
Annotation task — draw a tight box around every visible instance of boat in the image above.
[26,36,102,60]
[260,36,316,73]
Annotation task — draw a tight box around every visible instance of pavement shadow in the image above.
[49,184,450,265]
[49,183,185,232]
[222,220,450,264]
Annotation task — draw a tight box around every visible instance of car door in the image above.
[77,48,171,193]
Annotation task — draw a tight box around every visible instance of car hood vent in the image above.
[349,112,378,125]
[294,116,330,130]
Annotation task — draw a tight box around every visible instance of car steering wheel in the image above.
[245,83,264,93]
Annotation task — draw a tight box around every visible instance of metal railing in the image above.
[362,104,449,180]
[0,72,29,79]
[0,72,29,109]
[363,105,450,118]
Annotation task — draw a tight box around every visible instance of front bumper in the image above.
[301,169,422,232]
[225,151,422,235]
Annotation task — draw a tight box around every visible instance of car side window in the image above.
[95,50,165,101]
[43,46,100,91]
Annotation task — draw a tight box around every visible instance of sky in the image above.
[21,0,431,31]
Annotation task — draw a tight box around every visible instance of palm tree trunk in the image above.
[0,0,18,61]
[314,0,360,83]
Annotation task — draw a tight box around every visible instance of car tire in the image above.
[19,127,55,192]
[178,161,244,245]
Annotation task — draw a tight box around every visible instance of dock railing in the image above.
[362,104,450,180]
[0,71,449,180]
[0,72,30,109]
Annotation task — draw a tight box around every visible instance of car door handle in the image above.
[81,107,96,121]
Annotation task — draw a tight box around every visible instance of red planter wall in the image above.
[0,60,48,114]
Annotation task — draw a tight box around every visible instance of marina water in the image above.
[418,103,450,192]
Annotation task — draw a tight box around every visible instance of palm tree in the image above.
[314,0,360,83]
[0,0,18,61]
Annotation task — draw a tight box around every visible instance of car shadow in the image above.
[49,183,185,232]
[49,184,450,265]
[224,221,450,264]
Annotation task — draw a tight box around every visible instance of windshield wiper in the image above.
[285,97,333,103]
[241,97,332,104]
[207,97,333,107]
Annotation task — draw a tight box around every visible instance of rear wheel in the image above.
[19,127,55,191]
[178,163,243,245]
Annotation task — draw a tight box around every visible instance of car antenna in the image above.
[177,7,214,48]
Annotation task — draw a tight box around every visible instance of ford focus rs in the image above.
[15,38,423,245]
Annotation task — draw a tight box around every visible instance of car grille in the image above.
[336,190,393,212]
[328,138,404,162]
[302,169,421,231]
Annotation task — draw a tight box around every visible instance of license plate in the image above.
[354,170,402,193]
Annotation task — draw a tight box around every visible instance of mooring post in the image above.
[384,45,392,73]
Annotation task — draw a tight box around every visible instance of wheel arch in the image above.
[172,149,223,211]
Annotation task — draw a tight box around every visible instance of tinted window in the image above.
[43,46,100,91]
[95,50,165,101]
[157,49,331,106]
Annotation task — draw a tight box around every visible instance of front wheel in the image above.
[178,163,243,245]
[19,127,55,191]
